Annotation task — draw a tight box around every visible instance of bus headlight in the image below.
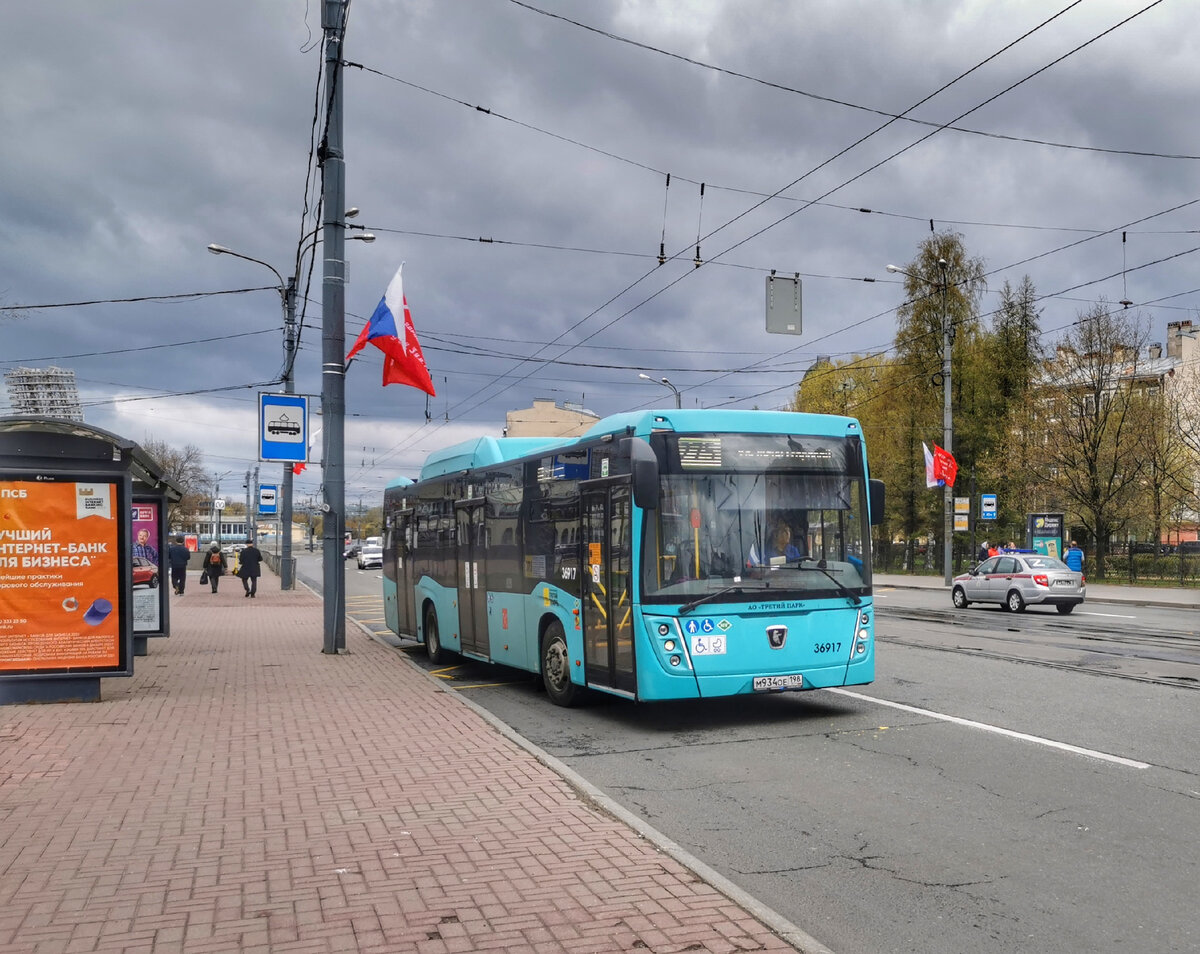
[669,654,681,667]
[658,623,671,635]
[663,639,676,652]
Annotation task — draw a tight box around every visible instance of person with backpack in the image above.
[203,542,227,593]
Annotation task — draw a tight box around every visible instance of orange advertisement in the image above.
[0,479,123,672]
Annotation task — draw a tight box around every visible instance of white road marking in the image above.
[1078,610,1137,618]
[830,688,1150,769]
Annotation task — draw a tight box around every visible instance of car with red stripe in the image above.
[952,551,1084,614]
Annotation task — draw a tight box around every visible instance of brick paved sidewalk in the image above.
[0,570,805,954]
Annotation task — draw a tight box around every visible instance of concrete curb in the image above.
[349,615,837,954]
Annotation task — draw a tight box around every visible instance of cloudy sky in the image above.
[3,0,1197,504]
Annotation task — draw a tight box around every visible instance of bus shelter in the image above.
[0,417,181,704]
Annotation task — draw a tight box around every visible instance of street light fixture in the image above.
[887,258,954,585]
[638,372,682,408]
[207,224,374,591]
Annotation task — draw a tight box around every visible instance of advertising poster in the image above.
[1028,512,1064,558]
[0,479,125,674]
[131,499,162,633]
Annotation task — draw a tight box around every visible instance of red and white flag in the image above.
[922,442,940,488]
[931,444,958,487]
[347,263,436,395]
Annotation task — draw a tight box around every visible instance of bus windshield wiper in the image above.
[679,586,744,615]
[797,560,862,605]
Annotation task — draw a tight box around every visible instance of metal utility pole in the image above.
[321,0,348,654]
[280,278,297,589]
[251,464,260,540]
[937,257,953,586]
[886,257,955,584]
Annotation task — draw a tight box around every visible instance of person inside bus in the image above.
[769,523,804,561]
[763,525,801,564]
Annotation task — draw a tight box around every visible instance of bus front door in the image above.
[581,481,635,695]
[455,501,489,657]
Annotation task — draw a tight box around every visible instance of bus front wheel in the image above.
[541,622,579,707]
[425,607,445,663]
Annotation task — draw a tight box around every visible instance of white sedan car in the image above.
[357,544,383,570]
[952,552,1085,614]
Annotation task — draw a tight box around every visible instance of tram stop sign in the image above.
[259,393,308,463]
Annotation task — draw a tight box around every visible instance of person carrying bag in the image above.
[236,537,263,598]
[203,542,227,593]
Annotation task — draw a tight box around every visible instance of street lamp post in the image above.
[208,227,373,591]
[207,243,297,590]
[638,372,682,408]
[888,259,954,585]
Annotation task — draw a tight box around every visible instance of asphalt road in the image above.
[315,556,1200,954]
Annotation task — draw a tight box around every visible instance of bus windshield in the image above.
[642,433,869,602]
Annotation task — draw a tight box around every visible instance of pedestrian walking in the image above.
[167,533,191,595]
[237,537,263,598]
[202,542,226,593]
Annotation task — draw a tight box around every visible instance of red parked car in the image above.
[132,556,159,588]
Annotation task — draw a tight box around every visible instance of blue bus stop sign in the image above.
[259,393,308,463]
[258,484,278,515]
[981,493,997,520]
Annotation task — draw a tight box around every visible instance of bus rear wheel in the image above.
[541,622,578,707]
[425,606,445,663]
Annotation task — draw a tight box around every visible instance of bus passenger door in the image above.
[581,481,635,695]
[392,509,416,637]
[455,501,489,656]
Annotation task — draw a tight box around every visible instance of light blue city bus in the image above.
[382,409,884,706]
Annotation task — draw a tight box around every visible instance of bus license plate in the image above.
[753,674,803,691]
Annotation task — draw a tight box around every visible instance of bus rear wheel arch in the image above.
[540,621,579,707]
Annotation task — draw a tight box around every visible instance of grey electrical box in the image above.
[766,275,802,335]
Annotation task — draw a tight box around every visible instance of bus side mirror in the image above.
[625,437,659,510]
[869,479,885,526]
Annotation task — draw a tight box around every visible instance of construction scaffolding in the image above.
[4,366,84,422]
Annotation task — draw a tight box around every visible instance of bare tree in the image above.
[139,439,208,530]
[1163,330,1200,540]
[1128,388,1193,548]
[1032,303,1150,577]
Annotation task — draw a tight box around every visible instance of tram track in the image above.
[878,605,1200,690]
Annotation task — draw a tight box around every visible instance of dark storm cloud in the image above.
[2,0,1196,495]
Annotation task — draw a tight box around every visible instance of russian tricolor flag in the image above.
[347,264,436,395]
